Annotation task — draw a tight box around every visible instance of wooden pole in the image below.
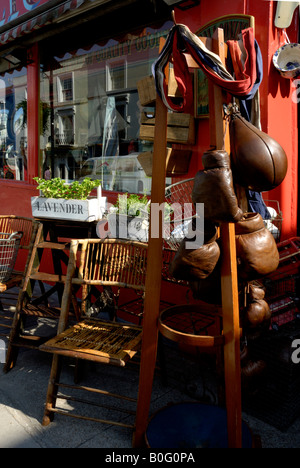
[209,28,242,448]
[133,93,168,448]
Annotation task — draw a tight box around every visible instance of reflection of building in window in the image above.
[106,60,127,92]
[40,24,172,188]
[0,102,8,149]
[115,94,129,141]
[55,108,74,145]
[58,74,73,102]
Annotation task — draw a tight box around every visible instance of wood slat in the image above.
[30,272,67,283]
[37,242,70,250]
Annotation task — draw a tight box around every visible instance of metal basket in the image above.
[263,200,283,242]
[0,231,23,283]
[164,178,196,251]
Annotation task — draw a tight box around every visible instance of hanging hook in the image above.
[171,10,177,25]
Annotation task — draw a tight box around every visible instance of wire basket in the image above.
[163,183,283,250]
[164,178,196,251]
[0,231,23,283]
[263,200,283,242]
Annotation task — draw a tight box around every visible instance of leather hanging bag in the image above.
[230,109,288,192]
[192,149,244,223]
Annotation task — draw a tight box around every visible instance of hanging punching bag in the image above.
[230,110,288,192]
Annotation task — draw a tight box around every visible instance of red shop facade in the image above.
[0,0,298,242]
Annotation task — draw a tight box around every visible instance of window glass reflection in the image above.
[40,22,171,194]
[0,68,28,181]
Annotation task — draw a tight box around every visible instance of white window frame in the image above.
[57,73,74,103]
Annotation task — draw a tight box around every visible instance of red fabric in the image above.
[161,29,195,114]
[227,40,244,80]
[157,27,257,114]
[185,27,257,96]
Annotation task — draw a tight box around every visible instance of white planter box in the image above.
[31,196,107,222]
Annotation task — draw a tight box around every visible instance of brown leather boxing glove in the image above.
[235,213,279,279]
[170,239,220,281]
[243,282,271,328]
[246,299,271,327]
[169,219,220,281]
[192,149,244,223]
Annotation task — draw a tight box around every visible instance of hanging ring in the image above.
[171,10,177,25]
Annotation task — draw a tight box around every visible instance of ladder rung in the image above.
[37,242,70,250]
[30,272,67,283]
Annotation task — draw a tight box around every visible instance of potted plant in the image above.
[31,177,107,222]
[106,193,173,242]
[107,193,150,241]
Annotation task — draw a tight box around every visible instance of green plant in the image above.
[113,193,173,219]
[33,177,101,200]
[114,193,149,217]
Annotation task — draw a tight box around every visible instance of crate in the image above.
[243,320,300,431]
[260,238,300,294]
[268,294,300,330]
[139,112,195,145]
[138,148,192,177]
[168,67,184,99]
[277,237,300,273]
[137,76,157,106]
[257,252,300,330]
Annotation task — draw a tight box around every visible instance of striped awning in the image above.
[0,0,108,46]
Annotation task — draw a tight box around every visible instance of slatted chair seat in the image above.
[40,319,142,366]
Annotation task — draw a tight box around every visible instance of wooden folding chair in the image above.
[40,238,148,428]
[0,216,40,339]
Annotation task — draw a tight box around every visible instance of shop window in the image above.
[0,68,28,181]
[40,22,171,193]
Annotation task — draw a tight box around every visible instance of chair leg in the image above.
[3,344,19,373]
[3,308,24,373]
[42,354,62,426]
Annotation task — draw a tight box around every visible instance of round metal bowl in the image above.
[273,43,300,79]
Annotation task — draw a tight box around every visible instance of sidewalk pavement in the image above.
[1,316,300,448]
